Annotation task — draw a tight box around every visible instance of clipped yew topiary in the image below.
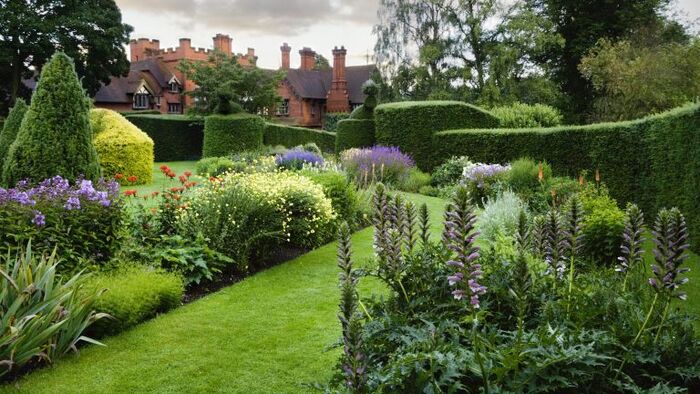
[2,53,100,186]
[90,108,154,184]
[263,123,336,152]
[335,119,376,152]
[0,98,28,165]
[203,114,264,157]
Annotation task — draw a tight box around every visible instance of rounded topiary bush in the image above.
[2,52,101,186]
[335,119,376,152]
[90,108,154,184]
[203,114,264,157]
[0,98,28,166]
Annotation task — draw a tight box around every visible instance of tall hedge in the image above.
[2,53,100,185]
[203,114,264,157]
[263,123,336,153]
[0,98,28,165]
[125,115,204,162]
[335,119,376,152]
[433,104,700,252]
[90,109,154,184]
[374,101,500,170]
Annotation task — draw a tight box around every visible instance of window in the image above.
[168,76,181,93]
[168,103,181,114]
[277,99,289,116]
[133,85,151,109]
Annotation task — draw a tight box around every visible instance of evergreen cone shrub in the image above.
[0,98,28,167]
[2,52,101,185]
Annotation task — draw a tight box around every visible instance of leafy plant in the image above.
[478,190,528,243]
[431,156,474,187]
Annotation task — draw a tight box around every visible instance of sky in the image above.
[115,0,700,70]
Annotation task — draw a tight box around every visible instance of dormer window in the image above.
[133,85,152,109]
[168,76,181,93]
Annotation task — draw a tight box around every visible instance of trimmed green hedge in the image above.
[125,115,204,162]
[335,119,376,152]
[203,114,264,157]
[374,101,500,169]
[323,112,351,131]
[434,104,700,252]
[263,123,336,153]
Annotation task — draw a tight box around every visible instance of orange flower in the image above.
[115,173,124,180]
[124,190,137,197]
[166,171,176,179]
[127,175,138,183]
[595,169,601,183]
[170,187,183,193]
[184,171,192,177]
[538,163,544,183]
[179,175,188,184]
[159,165,170,172]
[579,174,585,186]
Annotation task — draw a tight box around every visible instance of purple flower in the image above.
[64,196,81,210]
[276,149,324,170]
[463,163,510,188]
[32,211,46,227]
[341,146,415,186]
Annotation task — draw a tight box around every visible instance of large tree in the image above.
[0,0,132,110]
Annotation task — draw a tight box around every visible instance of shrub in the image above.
[301,169,364,229]
[195,157,236,177]
[2,53,101,185]
[431,156,474,187]
[179,171,336,271]
[203,114,264,157]
[263,123,336,153]
[0,176,122,273]
[340,146,415,188]
[432,103,700,253]
[90,109,154,185]
[0,98,28,166]
[275,149,324,170]
[0,246,106,379]
[507,158,552,193]
[491,102,564,128]
[463,163,511,205]
[324,112,351,131]
[396,168,431,193]
[374,101,499,170]
[478,191,528,243]
[580,188,626,264]
[82,266,183,338]
[125,115,204,161]
[335,119,376,152]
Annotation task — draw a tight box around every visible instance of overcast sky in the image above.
[116,0,700,70]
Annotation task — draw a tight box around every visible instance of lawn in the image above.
[123,161,199,197]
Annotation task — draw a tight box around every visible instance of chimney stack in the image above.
[129,38,160,62]
[213,33,232,54]
[281,43,291,70]
[299,47,316,71]
[326,46,350,113]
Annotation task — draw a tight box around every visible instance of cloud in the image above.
[116,0,379,35]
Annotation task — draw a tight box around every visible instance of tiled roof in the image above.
[283,64,376,103]
[94,59,171,104]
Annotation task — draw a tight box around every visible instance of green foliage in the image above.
[263,123,336,153]
[0,245,106,379]
[203,114,264,157]
[430,156,473,187]
[195,156,236,177]
[82,266,183,338]
[491,102,563,128]
[334,119,376,152]
[90,109,154,184]
[478,191,528,243]
[178,51,281,116]
[507,158,551,193]
[0,98,27,166]
[374,101,499,170]
[432,103,700,252]
[124,115,204,162]
[580,38,700,121]
[300,170,366,230]
[396,168,431,193]
[323,112,350,131]
[580,188,626,265]
[2,53,101,185]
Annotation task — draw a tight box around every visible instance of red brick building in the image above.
[92,33,376,127]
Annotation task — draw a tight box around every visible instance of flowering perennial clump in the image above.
[649,208,691,300]
[341,146,415,187]
[275,149,324,170]
[463,163,510,189]
[617,204,645,276]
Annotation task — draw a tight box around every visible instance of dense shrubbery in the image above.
[0,99,27,165]
[0,246,106,379]
[263,123,336,153]
[335,119,376,152]
[203,114,264,157]
[83,266,183,338]
[0,176,122,273]
[2,53,101,185]
[300,169,367,230]
[328,185,700,392]
[90,109,154,185]
[491,102,564,128]
[431,156,473,188]
[323,112,351,131]
[125,115,204,161]
[195,156,236,177]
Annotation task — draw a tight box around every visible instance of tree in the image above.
[0,98,27,165]
[315,54,331,70]
[0,0,132,109]
[2,52,101,186]
[178,51,282,116]
[580,38,700,121]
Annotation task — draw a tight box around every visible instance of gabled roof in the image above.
[94,59,171,104]
[283,64,376,103]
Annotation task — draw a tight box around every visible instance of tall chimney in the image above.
[299,47,316,71]
[213,33,232,54]
[326,46,350,113]
[281,43,291,70]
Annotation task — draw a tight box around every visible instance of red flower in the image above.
[127,175,138,183]
[184,171,192,177]
[115,173,124,180]
[124,190,137,197]
[167,171,176,179]
[179,175,188,184]
[160,165,170,172]
[170,187,182,193]
[151,191,160,197]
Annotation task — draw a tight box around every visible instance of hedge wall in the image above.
[203,114,264,157]
[125,115,204,162]
[375,101,500,169]
[335,119,376,152]
[433,104,700,252]
[263,123,336,153]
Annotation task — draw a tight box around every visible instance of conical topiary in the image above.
[2,52,101,186]
[0,98,28,167]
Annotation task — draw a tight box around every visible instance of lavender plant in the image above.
[341,146,415,187]
[617,204,645,292]
[275,149,324,170]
